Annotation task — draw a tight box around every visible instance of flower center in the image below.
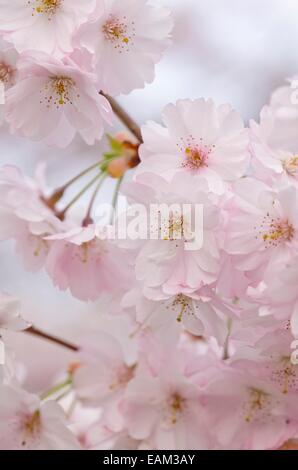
[270,357,298,395]
[184,147,206,168]
[32,236,50,258]
[28,0,62,18]
[40,77,76,109]
[243,388,271,423]
[21,410,41,446]
[282,155,298,176]
[102,15,135,52]
[0,62,13,84]
[161,210,186,242]
[71,240,104,265]
[258,215,294,248]
[169,393,184,425]
[171,294,196,323]
[178,136,214,170]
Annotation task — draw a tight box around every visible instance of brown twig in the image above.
[102,92,143,143]
[27,327,79,352]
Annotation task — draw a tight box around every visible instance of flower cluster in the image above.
[0,0,173,147]
[0,0,298,452]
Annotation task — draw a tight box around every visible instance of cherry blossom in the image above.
[5,51,113,148]
[122,284,231,346]
[0,0,297,451]
[202,369,298,450]
[224,179,298,274]
[76,0,173,95]
[73,331,136,430]
[123,350,213,450]
[0,384,80,450]
[137,98,250,194]
[0,0,96,55]
[123,173,221,296]
[45,225,133,301]
[0,165,63,271]
[250,105,298,187]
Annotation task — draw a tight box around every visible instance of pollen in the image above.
[169,294,197,323]
[28,0,62,19]
[257,214,295,248]
[243,388,272,423]
[21,410,41,446]
[71,240,105,265]
[102,15,135,53]
[0,62,14,84]
[40,77,76,109]
[169,393,184,425]
[282,155,298,176]
[178,135,214,170]
[33,237,49,258]
[269,357,298,395]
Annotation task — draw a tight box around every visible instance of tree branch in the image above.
[102,93,143,144]
[27,327,79,352]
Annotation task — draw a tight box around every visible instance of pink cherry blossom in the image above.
[0,165,63,271]
[123,173,221,296]
[0,384,80,450]
[76,0,173,95]
[231,328,298,396]
[5,51,113,148]
[137,98,250,194]
[250,105,298,186]
[0,0,96,55]
[224,178,298,274]
[202,369,298,450]
[45,225,133,301]
[73,331,136,431]
[122,284,231,346]
[123,363,212,450]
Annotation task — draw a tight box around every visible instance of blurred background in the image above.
[1,0,298,391]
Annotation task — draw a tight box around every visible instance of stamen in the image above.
[269,357,298,395]
[40,77,76,109]
[162,213,184,241]
[21,410,41,447]
[0,62,14,84]
[169,393,184,425]
[256,214,294,248]
[170,294,197,323]
[33,237,49,258]
[178,136,214,170]
[71,240,104,265]
[243,388,271,423]
[28,0,62,19]
[282,155,298,176]
[102,15,135,52]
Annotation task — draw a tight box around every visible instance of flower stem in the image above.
[110,175,124,224]
[58,161,104,192]
[82,173,107,226]
[101,93,143,143]
[43,160,104,210]
[27,326,78,352]
[40,377,72,401]
[57,172,104,220]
